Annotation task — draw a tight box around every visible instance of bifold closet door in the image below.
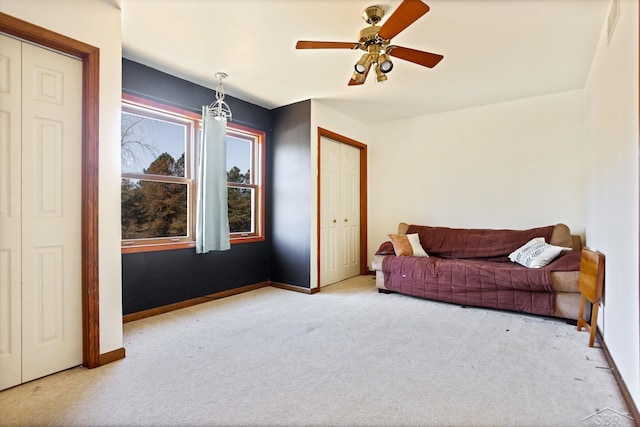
[320,137,360,286]
[0,34,83,391]
[0,33,23,391]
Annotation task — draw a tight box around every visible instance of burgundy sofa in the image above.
[372,223,584,320]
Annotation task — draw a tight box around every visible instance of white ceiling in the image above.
[118,0,610,124]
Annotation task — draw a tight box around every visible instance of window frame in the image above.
[224,123,266,243]
[121,93,265,253]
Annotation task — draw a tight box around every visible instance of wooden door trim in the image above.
[317,127,368,289]
[0,12,101,368]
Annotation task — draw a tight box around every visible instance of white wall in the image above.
[310,100,371,288]
[364,0,639,409]
[367,90,587,265]
[585,0,639,406]
[0,0,124,354]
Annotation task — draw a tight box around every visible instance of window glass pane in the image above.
[227,135,251,183]
[121,112,186,177]
[228,187,254,233]
[122,179,188,239]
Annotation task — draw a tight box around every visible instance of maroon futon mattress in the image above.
[378,224,580,316]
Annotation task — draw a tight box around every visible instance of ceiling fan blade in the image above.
[388,45,443,68]
[296,41,359,49]
[378,0,430,41]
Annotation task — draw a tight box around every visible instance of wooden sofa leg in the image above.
[378,289,392,294]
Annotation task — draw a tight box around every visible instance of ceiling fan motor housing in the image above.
[363,5,385,25]
[358,26,381,46]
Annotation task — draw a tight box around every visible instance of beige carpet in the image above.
[0,275,634,426]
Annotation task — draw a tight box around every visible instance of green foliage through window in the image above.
[227,166,252,233]
[121,178,188,239]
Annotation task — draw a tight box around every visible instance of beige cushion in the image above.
[570,235,583,252]
[554,292,584,320]
[551,271,580,292]
[398,222,410,235]
[550,223,573,248]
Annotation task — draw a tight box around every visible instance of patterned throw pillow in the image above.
[508,237,571,268]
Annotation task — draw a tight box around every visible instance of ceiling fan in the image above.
[295,0,443,86]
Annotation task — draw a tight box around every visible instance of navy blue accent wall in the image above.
[122,60,269,130]
[122,243,270,314]
[121,59,274,314]
[268,101,312,288]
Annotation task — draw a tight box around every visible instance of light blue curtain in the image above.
[195,106,230,253]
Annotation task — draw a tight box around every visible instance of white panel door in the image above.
[340,143,360,279]
[0,35,83,390]
[320,137,340,286]
[0,34,23,391]
[20,42,83,382]
[320,137,360,286]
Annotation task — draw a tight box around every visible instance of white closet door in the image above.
[320,137,340,286]
[340,143,360,279]
[20,42,83,382]
[0,34,23,391]
[320,137,360,286]
[0,35,83,390]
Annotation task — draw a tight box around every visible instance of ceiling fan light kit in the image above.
[355,53,374,74]
[295,0,443,86]
[378,53,393,73]
[374,65,388,83]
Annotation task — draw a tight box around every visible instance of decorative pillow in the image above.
[388,233,429,257]
[508,237,571,268]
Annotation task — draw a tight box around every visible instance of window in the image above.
[226,127,262,236]
[121,94,265,252]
